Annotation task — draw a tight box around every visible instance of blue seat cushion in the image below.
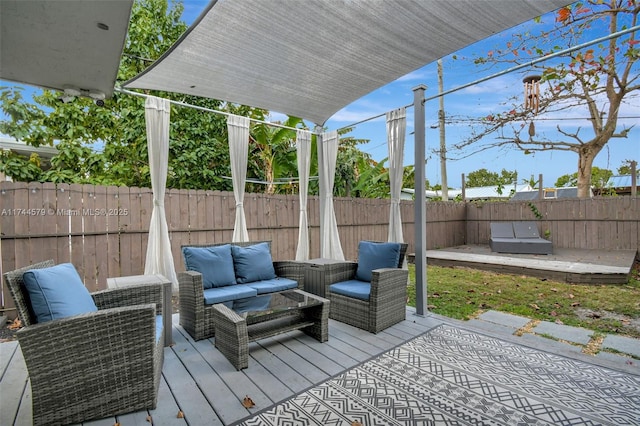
[232,242,276,284]
[246,277,298,294]
[156,315,164,343]
[203,285,257,305]
[22,263,98,323]
[329,280,371,301]
[183,244,236,289]
[355,241,401,282]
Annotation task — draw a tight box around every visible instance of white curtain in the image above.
[386,107,406,244]
[227,114,250,242]
[295,129,311,260]
[318,130,344,260]
[144,96,178,290]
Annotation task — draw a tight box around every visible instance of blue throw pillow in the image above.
[22,263,98,323]
[355,241,401,282]
[232,242,276,284]
[183,245,236,289]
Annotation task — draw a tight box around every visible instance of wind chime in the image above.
[523,74,541,137]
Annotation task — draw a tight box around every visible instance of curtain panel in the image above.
[227,114,250,242]
[386,107,406,244]
[295,130,312,261]
[318,130,344,260]
[143,96,178,289]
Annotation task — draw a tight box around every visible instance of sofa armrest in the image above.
[178,269,206,301]
[273,260,305,289]
[370,268,409,300]
[178,271,206,333]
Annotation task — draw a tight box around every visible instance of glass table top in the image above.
[232,290,322,320]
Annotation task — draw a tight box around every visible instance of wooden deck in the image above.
[1,310,445,426]
[3,306,639,425]
[411,245,637,284]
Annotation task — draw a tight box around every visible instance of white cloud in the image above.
[394,69,433,83]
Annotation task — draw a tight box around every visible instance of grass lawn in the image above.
[407,262,640,339]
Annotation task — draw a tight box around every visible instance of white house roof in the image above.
[0,137,58,159]
[124,0,570,125]
[402,184,533,200]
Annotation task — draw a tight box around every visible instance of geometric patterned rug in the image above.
[235,325,640,426]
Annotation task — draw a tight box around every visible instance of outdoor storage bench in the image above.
[490,221,553,254]
[178,241,305,340]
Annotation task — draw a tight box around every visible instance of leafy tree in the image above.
[466,168,517,187]
[617,159,638,175]
[454,1,639,198]
[555,166,613,188]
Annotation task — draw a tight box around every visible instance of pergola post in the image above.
[413,85,427,316]
[315,125,325,256]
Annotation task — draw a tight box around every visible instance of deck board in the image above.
[160,337,223,425]
[144,379,185,426]
[0,342,28,426]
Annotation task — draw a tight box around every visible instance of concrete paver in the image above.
[466,319,522,336]
[602,334,640,358]
[532,321,593,345]
[477,311,530,329]
[519,333,583,355]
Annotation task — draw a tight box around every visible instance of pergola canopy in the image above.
[0,0,133,99]
[125,0,570,125]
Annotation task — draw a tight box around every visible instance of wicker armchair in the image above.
[326,242,408,333]
[4,260,165,426]
[178,241,305,341]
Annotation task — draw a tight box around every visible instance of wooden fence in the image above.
[1,181,638,315]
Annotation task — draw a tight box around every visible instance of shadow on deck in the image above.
[409,245,638,284]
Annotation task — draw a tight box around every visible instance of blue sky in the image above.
[3,0,638,188]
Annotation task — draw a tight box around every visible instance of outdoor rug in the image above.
[236,324,640,426]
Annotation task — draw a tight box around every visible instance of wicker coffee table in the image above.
[212,290,329,370]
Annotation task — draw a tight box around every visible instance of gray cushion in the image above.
[355,241,401,282]
[232,242,276,284]
[22,263,98,323]
[183,244,236,289]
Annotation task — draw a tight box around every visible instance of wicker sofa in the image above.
[325,241,409,333]
[178,241,305,341]
[4,260,165,426]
